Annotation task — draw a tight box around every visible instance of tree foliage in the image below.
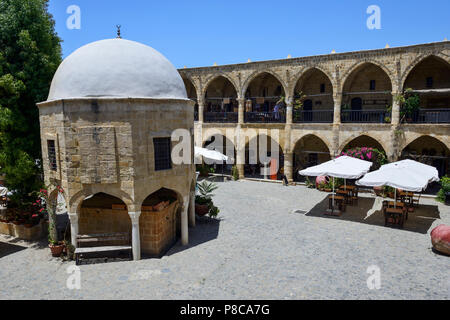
[0,0,61,205]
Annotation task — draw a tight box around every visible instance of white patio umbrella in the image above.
[299,156,373,211]
[356,159,439,207]
[194,146,229,178]
[379,159,439,183]
[194,146,229,162]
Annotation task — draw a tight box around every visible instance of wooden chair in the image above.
[411,193,421,208]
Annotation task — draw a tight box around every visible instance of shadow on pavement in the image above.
[165,216,221,256]
[0,241,26,258]
[306,195,440,234]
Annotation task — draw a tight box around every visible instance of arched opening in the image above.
[401,136,449,178]
[79,193,131,245]
[293,68,334,123]
[201,134,236,175]
[183,78,198,121]
[340,135,387,170]
[140,188,180,257]
[342,63,392,123]
[403,56,450,123]
[293,135,331,182]
[204,76,238,123]
[244,72,286,123]
[244,134,284,179]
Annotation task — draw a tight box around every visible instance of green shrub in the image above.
[231,165,239,181]
[437,175,450,203]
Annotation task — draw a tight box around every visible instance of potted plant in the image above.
[395,88,420,123]
[34,186,65,257]
[195,180,219,217]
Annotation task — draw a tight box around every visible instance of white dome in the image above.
[47,39,187,100]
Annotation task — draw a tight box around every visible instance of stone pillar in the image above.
[286,96,293,124]
[284,152,294,182]
[189,191,195,227]
[128,211,141,261]
[198,98,205,123]
[181,200,189,246]
[333,93,342,124]
[68,213,79,248]
[391,92,400,125]
[237,97,245,124]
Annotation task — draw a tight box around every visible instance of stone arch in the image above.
[244,133,284,179]
[401,53,450,89]
[77,192,131,239]
[292,134,332,182]
[69,188,133,214]
[182,77,198,100]
[290,66,335,98]
[341,60,395,93]
[241,70,288,98]
[399,135,449,177]
[139,187,181,256]
[202,73,239,100]
[202,133,237,165]
[183,77,199,120]
[338,134,388,156]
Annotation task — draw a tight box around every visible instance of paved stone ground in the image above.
[0,180,449,300]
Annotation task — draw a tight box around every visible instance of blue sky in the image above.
[48,0,450,68]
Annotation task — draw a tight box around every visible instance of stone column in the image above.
[198,98,205,123]
[181,200,189,246]
[284,152,294,182]
[333,93,342,124]
[391,92,400,125]
[128,211,141,261]
[189,191,195,227]
[237,97,245,124]
[286,96,293,124]
[68,213,79,248]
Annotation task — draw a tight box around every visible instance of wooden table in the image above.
[339,185,358,204]
[327,195,346,216]
[336,189,352,205]
[384,207,405,228]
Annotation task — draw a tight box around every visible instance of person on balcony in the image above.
[273,103,281,120]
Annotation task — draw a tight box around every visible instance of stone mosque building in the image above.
[181,41,450,182]
[38,36,450,260]
[38,38,196,260]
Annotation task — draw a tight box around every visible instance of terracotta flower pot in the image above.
[49,243,65,257]
[195,203,209,216]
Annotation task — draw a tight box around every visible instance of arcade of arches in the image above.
[186,42,450,184]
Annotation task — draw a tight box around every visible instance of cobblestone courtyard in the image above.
[0,180,449,299]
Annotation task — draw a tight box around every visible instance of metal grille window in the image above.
[426,77,433,88]
[369,80,376,90]
[153,137,172,171]
[47,140,57,171]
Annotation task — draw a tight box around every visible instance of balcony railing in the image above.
[293,110,334,123]
[204,112,238,123]
[406,108,450,124]
[245,112,286,123]
[341,110,390,123]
